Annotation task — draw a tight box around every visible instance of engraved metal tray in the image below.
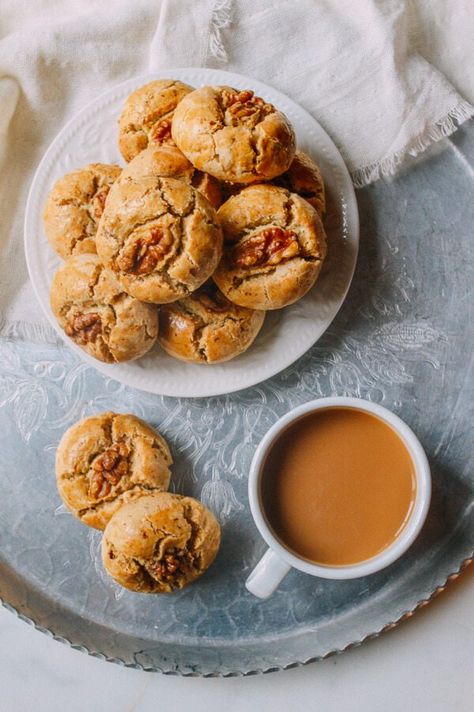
[1,123,473,676]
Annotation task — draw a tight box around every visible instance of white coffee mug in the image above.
[245,397,431,599]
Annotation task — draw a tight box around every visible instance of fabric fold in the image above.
[0,0,473,340]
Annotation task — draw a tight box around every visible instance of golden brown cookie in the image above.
[171,86,296,183]
[222,150,326,218]
[213,184,327,310]
[273,150,326,217]
[118,79,193,162]
[95,176,223,304]
[43,163,122,259]
[158,281,265,363]
[119,144,222,209]
[102,493,221,593]
[50,254,158,362]
[56,413,172,530]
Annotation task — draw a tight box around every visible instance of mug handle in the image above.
[245,548,291,599]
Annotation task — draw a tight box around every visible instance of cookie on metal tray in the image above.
[102,493,221,593]
[55,412,172,530]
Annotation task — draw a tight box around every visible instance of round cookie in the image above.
[102,493,221,593]
[119,144,222,209]
[213,184,327,310]
[273,150,326,217]
[50,253,158,363]
[95,176,223,304]
[171,85,296,183]
[43,163,122,259]
[158,281,265,363]
[118,79,193,162]
[56,413,172,530]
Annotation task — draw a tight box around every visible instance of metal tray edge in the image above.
[1,554,472,677]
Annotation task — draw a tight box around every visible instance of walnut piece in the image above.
[92,186,110,220]
[148,548,191,583]
[152,119,172,143]
[65,313,102,344]
[89,442,130,499]
[117,227,173,274]
[221,89,274,125]
[232,227,300,268]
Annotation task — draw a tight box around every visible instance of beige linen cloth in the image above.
[0,0,473,341]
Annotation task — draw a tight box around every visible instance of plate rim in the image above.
[24,67,359,398]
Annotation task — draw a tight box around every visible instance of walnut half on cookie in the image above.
[55,413,172,530]
[102,493,221,593]
[171,85,296,183]
[213,184,327,310]
[50,254,158,363]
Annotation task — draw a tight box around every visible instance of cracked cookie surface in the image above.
[43,163,122,259]
[171,85,296,183]
[158,281,265,363]
[213,184,327,310]
[50,254,158,362]
[95,176,223,304]
[119,144,222,209]
[102,492,221,592]
[118,80,193,162]
[222,150,326,218]
[56,412,172,530]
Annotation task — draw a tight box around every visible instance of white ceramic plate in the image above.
[24,68,359,398]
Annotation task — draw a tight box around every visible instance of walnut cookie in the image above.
[171,85,296,183]
[50,254,158,363]
[118,79,193,162]
[43,163,122,259]
[213,184,327,310]
[159,281,265,363]
[119,144,222,209]
[56,413,172,530]
[102,492,221,593]
[222,150,326,218]
[95,176,223,304]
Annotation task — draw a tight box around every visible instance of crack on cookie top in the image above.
[194,281,232,313]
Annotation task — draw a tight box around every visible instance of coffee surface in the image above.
[261,407,416,566]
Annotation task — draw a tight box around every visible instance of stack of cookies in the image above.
[56,411,221,593]
[44,80,327,366]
